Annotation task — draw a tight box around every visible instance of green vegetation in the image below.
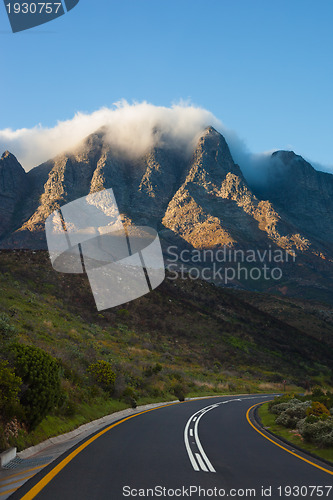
[0,251,332,452]
[9,343,61,428]
[3,398,130,452]
[87,360,116,394]
[259,390,333,464]
[0,360,22,420]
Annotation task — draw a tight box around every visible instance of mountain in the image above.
[253,150,333,247]
[162,128,303,251]
[1,127,333,301]
[0,151,27,237]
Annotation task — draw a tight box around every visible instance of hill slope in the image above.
[1,251,332,387]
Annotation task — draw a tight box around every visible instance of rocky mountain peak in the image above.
[0,150,27,236]
[252,150,333,245]
[188,126,241,184]
[2,150,15,160]
[272,149,298,162]
[1,149,26,171]
[271,150,316,176]
[199,126,233,159]
[1,128,333,266]
[0,151,26,191]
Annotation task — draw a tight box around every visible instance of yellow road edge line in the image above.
[246,403,333,476]
[0,474,36,489]
[21,402,181,500]
[0,466,49,483]
[0,486,19,496]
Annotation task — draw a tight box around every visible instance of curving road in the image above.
[12,395,333,500]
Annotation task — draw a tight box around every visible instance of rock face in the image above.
[0,127,332,265]
[0,151,27,236]
[162,128,302,252]
[253,151,333,249]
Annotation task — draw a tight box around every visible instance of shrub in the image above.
[122,387,137,409]
[0,313,18,346]
[311,387,325,399]
[268,394,294,411]
[271,402,293,415]
[275,401,311,428]
[123,386,136,399]
[0,361,22,422]
[308,389,333,411]
[143,363,162,377]
[306,401,330,419]
[173,384,185,401]
[305,415,319,424]
[297,417,333,448]
[0,417,25,452]
[270,398,303,414]
[318,431,333,448]
[56,391,78,417]
[10,343,61,429]
[87,360,116,394]
[170,379,188,401]
[116,309,130,318]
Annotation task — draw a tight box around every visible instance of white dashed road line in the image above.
[184,396,270,473]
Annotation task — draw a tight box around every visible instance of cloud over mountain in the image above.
[1,101,331,185]
[0,101,222,170]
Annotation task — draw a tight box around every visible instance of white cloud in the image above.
[1,100,331,185]
[0,101,221,170]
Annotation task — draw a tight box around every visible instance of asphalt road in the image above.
[12,395,333,500]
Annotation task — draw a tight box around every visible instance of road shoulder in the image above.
[247,402,333,476]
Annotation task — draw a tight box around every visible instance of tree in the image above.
[10,344,61,428]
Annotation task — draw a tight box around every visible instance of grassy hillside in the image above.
[0,251,332,451]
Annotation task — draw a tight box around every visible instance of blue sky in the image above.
[0,0,332,168]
